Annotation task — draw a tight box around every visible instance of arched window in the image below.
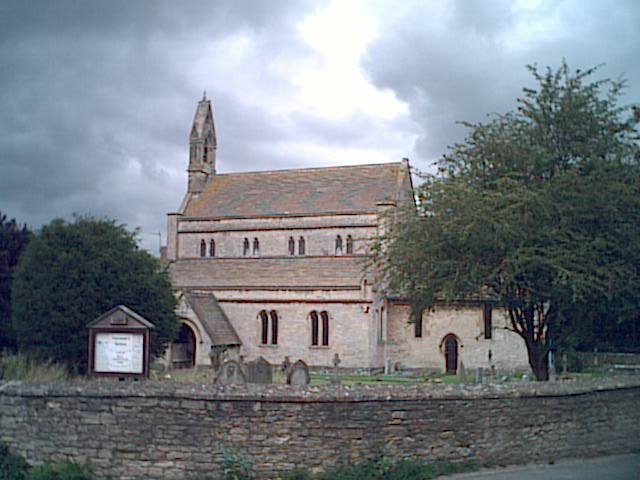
[269,310,278,345]
[253,238,260,256]
[260,310,269,345]
[209,239,215,257]
[243,238,250,256]
[288,236,295,255]
[310,310,329,346]
[203,139,208,162]
[200,239,206,257]
[310,311,319,346]
[320,311,329,346]
[259,309,278,345]
[298,237,305,255]
[346,235,354,254]
[335,235,343,255]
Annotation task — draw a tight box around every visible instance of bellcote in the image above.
[188,93,217,194]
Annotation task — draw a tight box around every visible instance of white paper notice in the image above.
[94,332,144,374]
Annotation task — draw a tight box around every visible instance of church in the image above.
[164,96,528,373]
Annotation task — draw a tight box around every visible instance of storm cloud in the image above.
[1,0,638,252]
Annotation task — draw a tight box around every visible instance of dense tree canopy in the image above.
[11,217,179,373]
[375,62,640,380]
[0,213,32,352]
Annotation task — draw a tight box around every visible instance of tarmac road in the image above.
[441,454,640,480]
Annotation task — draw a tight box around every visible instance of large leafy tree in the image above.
[12,217,179,373]
[375,62,640,380]
[0,213,32,351]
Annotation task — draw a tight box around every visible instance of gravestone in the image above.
[549,351,557,382]
[458,361,467,383]
[247,356,272,384]
[286,359,310,386]
[330,353,341,385]
[281,356,291,374]
[475,367,484,385]
[215,360,247,386]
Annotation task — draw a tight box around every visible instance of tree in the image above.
[0,213,32,352]
[374,61,640,380]
[11,216,179,373]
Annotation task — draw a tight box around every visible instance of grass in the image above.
[0,351,69,382]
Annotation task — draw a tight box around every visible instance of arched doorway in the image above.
[171,323,196,368]
[443,334,458,374]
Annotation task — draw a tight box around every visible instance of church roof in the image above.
[183,162,409,219]
[183,291,241,346]
[170,256,368,289]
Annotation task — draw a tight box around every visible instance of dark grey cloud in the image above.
[363,0,640,172]
[3,0,638,255]
[0,0,325,251]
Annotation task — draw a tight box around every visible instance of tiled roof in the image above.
[183,162,408,218]
[170,256,368,289]
[183,292,240,346]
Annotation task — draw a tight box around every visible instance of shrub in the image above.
[279,470,313,480]
[221,445,254,480]
[28,462,94,480]
[0,442,28,480]
[12,217,179,374]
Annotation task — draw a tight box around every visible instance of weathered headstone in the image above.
[247,356,272,384]
[215,360,247,386]
[458,361,466,383]
[287,359,310,386]
[476,367,484,385]
[209,345,227,373]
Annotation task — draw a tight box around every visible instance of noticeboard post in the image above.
[87,305,155,379]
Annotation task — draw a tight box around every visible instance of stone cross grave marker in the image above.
[215,360,247,386]
[281,356,291,374]
[287,359,310,386]
[331,353,341,385]
[247,356,272,384]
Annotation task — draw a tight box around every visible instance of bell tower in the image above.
[188,92,217,194]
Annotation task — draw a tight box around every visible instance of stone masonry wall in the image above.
[1,380,639,480]
[387,304,530,373]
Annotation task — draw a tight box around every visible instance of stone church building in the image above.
[164,96,528,373]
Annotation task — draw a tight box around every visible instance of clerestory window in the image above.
[346,235,354,254]
[243,238,250,256]
[298,237,305,255]
[200,239,206,257]
[335,235,343,255]
[209,239,215,257]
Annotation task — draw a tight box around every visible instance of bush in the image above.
[0,442,28,480]
[221,446,254,480]
[280,458,478,480]
[12,217,179,373]
[28,462,94,480]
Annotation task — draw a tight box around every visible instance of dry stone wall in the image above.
[1,379,639,480]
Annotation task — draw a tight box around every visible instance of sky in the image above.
[1,0,639,254]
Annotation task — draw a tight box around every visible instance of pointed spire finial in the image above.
[202,90,207,101]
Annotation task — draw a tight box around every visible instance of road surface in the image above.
[441,454,640,480]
